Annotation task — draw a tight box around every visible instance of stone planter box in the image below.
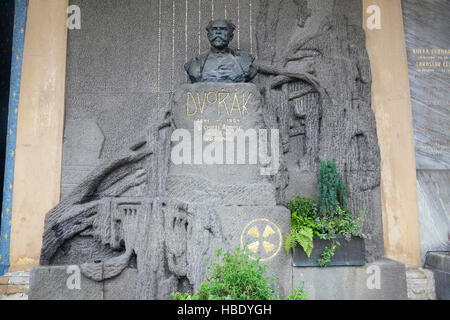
[292,236,365,267]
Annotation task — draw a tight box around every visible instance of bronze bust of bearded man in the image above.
[184,19,257,83]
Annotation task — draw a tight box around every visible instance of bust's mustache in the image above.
[210,36,227,42]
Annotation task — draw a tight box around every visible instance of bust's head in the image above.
[206,19,236,51]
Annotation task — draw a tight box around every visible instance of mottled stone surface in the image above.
[217,206,292,297]
[293,258,408,300]
[416,171,450,264]
[253,0,383,260]
[406,266,436,300]
[29,266,103,300]
[403,0,450,170]
[171,83,268,183]
[32,0,387,300]
[61,0,257,197]
[403,0,450,266]
[0,271,29,300]
[425,252,450,300]
[29,267,139,300]
[169,83,276,206]
[62,0,384,258]
[61,119,105,197]
[31,205,293,299]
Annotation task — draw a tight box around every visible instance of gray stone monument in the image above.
[30,0,407,300]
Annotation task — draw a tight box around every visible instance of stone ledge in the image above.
[0,271,30,300]
[0,293,28,300]
[425,252,450,272]
[425,252,450,300]
[292,258,408,300]
[1,271,30,285]
[432,270,450,300]
[406,266,436,300]
[30,258,411,300]
[29,266,137,300]
[0,284,29,295]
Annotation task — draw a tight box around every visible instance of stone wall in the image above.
[25,0,389,300]
[62,0,384,261]
[402,0,450,265]
[4,0,428,286]
[62,0,256,197]
[0,271,29,300]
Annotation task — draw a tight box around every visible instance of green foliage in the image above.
[284,226,314,257]
[284,197,318,257]
[284,160,370,267]
[172,292,192,300]
[316,241,341,267]
[317,160,348,216]
[286,283,308,300]
[173,247,280,300]
[287,196,318,219]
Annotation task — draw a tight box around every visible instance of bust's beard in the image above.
[211,42,229,51]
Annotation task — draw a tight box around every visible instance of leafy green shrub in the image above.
[286,283,308,300]
[173,247,281,300]
[172,292,192,300]
[284,160,369,267]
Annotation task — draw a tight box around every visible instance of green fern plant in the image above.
[284,197,318,257]
[284,226,314,257]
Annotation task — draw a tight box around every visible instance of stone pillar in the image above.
[363,0,421,265]
[9,0,68,271]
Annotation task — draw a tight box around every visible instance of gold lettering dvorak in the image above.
[186,91,252,117]
[187,92,196,116]
[187,92,207,116]
[241,92,252,115]
[218,90,230,116]
[230,93,242,116]
[207,91,217,104]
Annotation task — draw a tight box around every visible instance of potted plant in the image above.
[284,160,369,267]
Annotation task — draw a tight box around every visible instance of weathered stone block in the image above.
[417,171,450,264]
[406,266,436,300]
[170,83,276,207]
[217,206,292,298]
[425,252,450,300]
[433,270,450,300]
[29,266,139,300]
[29,266,103,300]
[292,258,408,300]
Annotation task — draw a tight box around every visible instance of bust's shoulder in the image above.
[184,52,209,71]
[184,52,210,83]
[231,50,256,65]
